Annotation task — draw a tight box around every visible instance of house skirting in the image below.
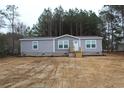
[21,51,103,56]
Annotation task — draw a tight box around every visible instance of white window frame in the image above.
[58,40,69,49]
[85,40,97,49]
[32,41,38,50]
[58,40,63,49]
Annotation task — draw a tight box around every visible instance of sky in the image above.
[0,0,124,28]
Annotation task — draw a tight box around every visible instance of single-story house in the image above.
[20,34,103,56]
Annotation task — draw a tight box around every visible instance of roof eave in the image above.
[19,38,54,41]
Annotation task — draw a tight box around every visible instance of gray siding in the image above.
[55,36,78,54]
[21,40,53,56]
[54,36,102,55]
[81,39,102,55]
[20,35,103,56]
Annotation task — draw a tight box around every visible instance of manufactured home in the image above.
[20,34,103,56]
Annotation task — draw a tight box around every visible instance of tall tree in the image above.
[1,5,19,54]
[110,5,124,38]
[35,8,53,36]
[53,6,64,36]
[99,5,123,51]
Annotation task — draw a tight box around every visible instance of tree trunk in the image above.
[107,22,109,52]
[59,17,62,36]
[70,23,73,35]
[59,22,61,36]
[61,19,63,35]
[12,7,15,55]
[121,8,124,38]
[49,18,52,37]
[110,8,114,52]
[12,24,15,55]
[111,23,114,52]
[76,23,78,36]
[55,22,57,36]
[54,18,57,36]
[80,23,82,36]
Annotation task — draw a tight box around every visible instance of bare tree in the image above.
[1,5,19,54]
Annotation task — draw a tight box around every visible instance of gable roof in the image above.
[20,34,102,41]
[55,34,80,39]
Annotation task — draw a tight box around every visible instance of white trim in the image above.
[20,38,53,41]
[58,40,69,49]
[85,40,97,49]
[55,34,79,39]
[19,35,103,41]
[53,39,55,52]
[58,40,63,49]
[32,41,39,50]
[79,37,103,40]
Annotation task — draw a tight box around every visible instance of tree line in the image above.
[32,6,101,37]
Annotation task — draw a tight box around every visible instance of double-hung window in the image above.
[32,41,38,50]
[58,40,69,49]
[85,40,96,49]
[64,40,69,48]
[58,41,63,49]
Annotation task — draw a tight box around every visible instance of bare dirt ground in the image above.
[0,53,124,88]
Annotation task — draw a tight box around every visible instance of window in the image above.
[86,40,90,48]
[32,41,38,50]
[58,41,63,49]
[58,40,69,49]
[91,40,96,48]
[64,40,69,48]
[85,40,96,49]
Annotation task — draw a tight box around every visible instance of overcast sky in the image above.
[0,0,124,28]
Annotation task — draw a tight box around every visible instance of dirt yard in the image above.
[0,53,124,88]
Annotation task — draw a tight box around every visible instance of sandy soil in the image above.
[0,53,124,88]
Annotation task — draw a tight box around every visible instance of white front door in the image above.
[73,40,79,51]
